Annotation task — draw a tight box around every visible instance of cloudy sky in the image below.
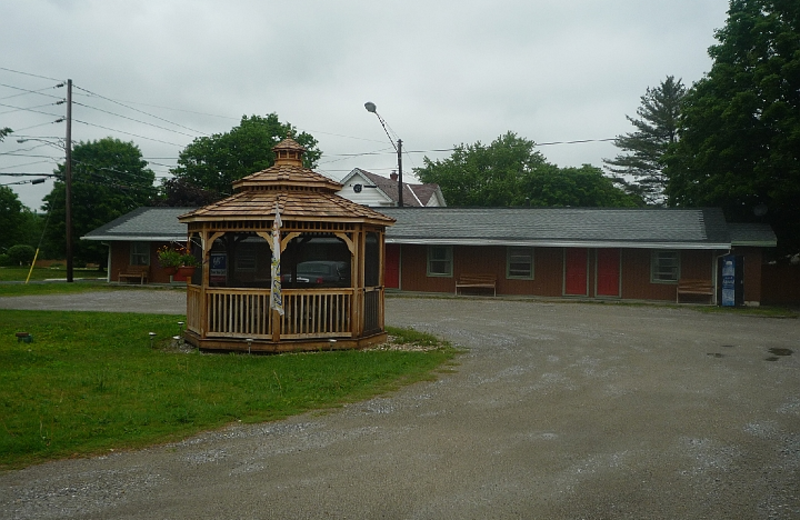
[2,0,730,211]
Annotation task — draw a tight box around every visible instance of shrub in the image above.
[0,253,11,267]
[6,245,35,266]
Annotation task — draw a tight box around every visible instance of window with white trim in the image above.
[427,246,453,277]
[507,247,534,279]
[130,241,150,266]
[651,251,679,282]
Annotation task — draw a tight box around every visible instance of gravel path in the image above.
[1,293,799,519]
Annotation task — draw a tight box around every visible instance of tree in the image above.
[43,138,156,265]
[668,0,800,254]
[416,132,640,207]
[0,127,11,141]
[155,177,221,208]
[6,244,35,266]
[169,114,321,199]
[0,186,27,251]
[604,76,686,205]
[523,164,642,208]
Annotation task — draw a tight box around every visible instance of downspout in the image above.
[102,242,111,282]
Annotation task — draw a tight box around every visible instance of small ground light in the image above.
[246,338,253,354]
[177,321,185,336]
[149,332,156,348]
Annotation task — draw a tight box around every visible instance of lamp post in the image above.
[364,102,403,208]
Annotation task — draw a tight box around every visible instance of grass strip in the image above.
[0,310,456,470]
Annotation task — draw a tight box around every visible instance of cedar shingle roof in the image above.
[179,138,394,226]
[180,190,395,223]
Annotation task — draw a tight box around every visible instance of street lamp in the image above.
[364,102,403,207]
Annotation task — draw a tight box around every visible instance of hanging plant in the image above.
[157,245,199,269]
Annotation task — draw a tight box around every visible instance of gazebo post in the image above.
[271,309,281,343]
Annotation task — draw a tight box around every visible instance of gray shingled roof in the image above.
[83,206,768,251]
[727,223,778,247]
[379,207,731,249]
[82,207,193,241]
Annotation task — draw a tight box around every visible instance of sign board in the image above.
[210,253,227,284]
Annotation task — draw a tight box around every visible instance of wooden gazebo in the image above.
[179,137,395,352]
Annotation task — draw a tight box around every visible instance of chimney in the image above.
[389,171,398,181]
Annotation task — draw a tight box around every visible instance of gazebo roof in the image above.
[179,137,394,226]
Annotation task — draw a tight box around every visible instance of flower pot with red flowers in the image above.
[158,245,199,281]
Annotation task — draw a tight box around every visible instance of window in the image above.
[427,246,453,277]
[130,242,149,266]
[651,251,679,282]
[507,247,534,279]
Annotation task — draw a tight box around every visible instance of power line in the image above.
[0,66,62,82]
[0,82,64,102]
[72,118,184,147]
[73,84,207,136]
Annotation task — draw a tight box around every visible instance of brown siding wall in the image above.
[730,247,763,304]
[761,262,800,305]
[110,241,175,284]
[620,249,716,302]
[398,245,723,303]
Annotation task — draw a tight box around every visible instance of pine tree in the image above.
[604,76,686,205]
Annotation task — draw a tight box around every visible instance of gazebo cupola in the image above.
[179,136,395,353]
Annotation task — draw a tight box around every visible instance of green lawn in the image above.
[0,310,457,470]
[0,266,107,282]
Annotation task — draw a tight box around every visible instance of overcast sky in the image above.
[1,0,730,211]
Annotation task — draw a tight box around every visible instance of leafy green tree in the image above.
[668,0,800,254]
[523,164,641,208]
[0,186,27,251]
[416,132,639,207]
[604,76,686,205]
[43,138,156,265]
[169,114,321,199]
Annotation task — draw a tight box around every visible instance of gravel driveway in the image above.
[1,292,799,519]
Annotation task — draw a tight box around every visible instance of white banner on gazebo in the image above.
[270,202,284,316]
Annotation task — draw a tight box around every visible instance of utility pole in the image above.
[65,79,73,283]
[397,139,403,208]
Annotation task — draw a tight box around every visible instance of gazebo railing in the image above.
[187,286,354,340]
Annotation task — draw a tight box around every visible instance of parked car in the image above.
[282,260,350,287]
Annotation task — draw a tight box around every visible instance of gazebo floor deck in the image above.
[183,329,388,354]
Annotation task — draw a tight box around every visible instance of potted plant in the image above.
[158,245,199,280]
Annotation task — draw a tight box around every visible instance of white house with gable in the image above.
[338,168,447,207]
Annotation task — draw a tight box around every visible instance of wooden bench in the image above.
[676,279,713,304]
[455,274,497,297]
[118,265,149,284]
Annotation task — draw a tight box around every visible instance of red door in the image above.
[385,244,400,289]
[564,248,588,295]
[596,248,621,297]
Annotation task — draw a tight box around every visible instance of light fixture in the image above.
[364,102,404,207]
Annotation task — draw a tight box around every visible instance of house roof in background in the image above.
[379,207,732,249]
[343,168,444,207]
[82,207,193,242]
[727,223,778,247]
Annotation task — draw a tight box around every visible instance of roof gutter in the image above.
[385,238,732,250]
